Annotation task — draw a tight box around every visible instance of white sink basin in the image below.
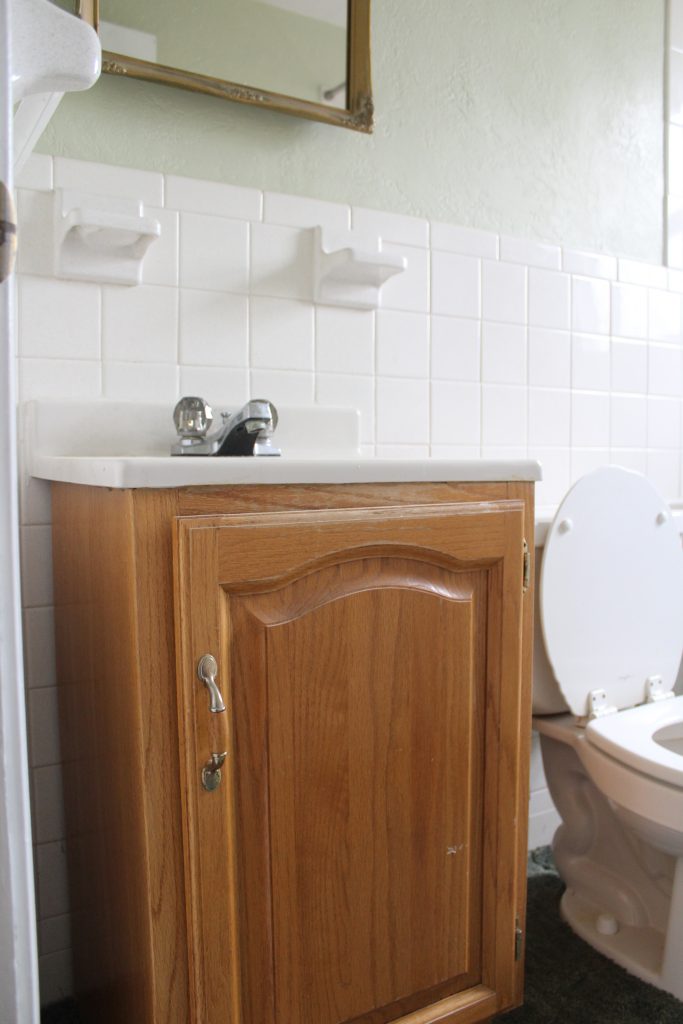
[26,401,542,489]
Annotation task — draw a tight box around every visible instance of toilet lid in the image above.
[540,467,683,718]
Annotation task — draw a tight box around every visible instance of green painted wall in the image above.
[40,0,665,262]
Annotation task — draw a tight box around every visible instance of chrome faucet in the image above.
[171,397,281,456]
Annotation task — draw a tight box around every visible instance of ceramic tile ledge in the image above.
[16,154,680,279]
[26,400,541,489]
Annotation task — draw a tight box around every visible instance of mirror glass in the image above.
[74,0,373,132]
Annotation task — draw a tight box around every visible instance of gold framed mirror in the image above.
[76,0,373,133]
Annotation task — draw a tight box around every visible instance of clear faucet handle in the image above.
[173,396,213,438]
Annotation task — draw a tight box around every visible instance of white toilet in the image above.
[534,466,683,999]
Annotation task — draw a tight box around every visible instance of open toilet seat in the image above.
[540,466,683,724]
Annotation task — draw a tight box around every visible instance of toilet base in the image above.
[560,887,664,988]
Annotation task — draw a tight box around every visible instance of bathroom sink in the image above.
[25,401,542,489]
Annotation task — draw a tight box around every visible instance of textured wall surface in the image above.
[39,0,665,261]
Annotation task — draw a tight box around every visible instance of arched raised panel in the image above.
[228,564,487,1024]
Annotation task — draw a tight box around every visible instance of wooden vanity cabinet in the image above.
[50,480,534,1024]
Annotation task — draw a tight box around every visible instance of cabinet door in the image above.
[174,501,527,1024]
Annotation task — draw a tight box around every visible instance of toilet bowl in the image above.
[533,466,683,999]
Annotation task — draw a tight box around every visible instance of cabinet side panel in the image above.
[51,485,155,1023]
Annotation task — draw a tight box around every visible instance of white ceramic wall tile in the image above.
[376,378,429,443]
[20,526,53,608]
[561,248,617,280]
[19,277,100,360]
[571,391,610,447]
[481,322,526,384]
[15,190,54,277]
[376,310,429,378]
[430,222,497,258]
[316,374,375,443]
[528,448,571,506]
[482,261,527,324]
[34,842,70,922]
[648,396,681,448]
[375,444,431,458]
[165,175,262,220]
[649,343,683,396]
[431,251,480,318]
[378,244,429,313]
[315,307,374,374]
[528,269,570,330]
[611,282,648,339]
[102,285,178,363]
[610,449,648,475]
[481,385,526,446]
[618,258,668,290]
[353,207,429,248]
[647,449,680,497]
[250,222,312,300]
[20,473,52,527]
[430,316,480,381]
[39,948,73,1005]
[572,333,610,391]
[611,394,647,447]
[27,688,61,768]
[649,288,683,342]
[611,339,648,394]
[571,276,610,335]
[570,447,610,482]
[179,213,249,293]
[179,290,248,367]
[250,297,314,371]
[39,914,71,957]
[431,380,481,447]
[248,368,314,405]
[53,158,163,206]
[264,192,349,232]
[527,328,571,388]
[670,48,683,126]
[140,208,179,288]
[32,764,66,843]
[179,366,249,404]
[15,153,53,191]
[528,389,570,447]
[103,361,179,402]
[19,358,101,401]
[430,444,481,459]
[24,607,57,692]
[500,236,561,270]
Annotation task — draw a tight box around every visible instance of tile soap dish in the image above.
[312,225,406,309]
[54,187,160,285]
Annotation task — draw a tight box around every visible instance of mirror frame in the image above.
[77,0,373,133]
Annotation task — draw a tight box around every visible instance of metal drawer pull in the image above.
[197,654,226,713]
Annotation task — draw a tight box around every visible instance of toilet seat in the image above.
[540,466,683,720]
[586,696,683,788]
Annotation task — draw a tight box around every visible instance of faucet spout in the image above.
[171,397,281,457]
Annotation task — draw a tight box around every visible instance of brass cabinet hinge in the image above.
[515,916,524,960]
[522,540,530,593]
